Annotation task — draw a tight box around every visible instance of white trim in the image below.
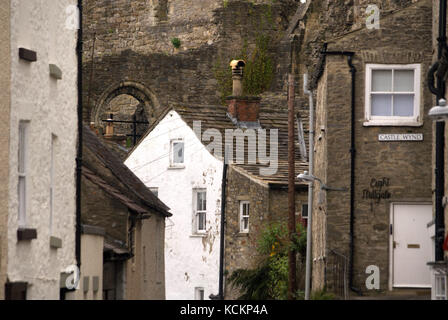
[18,121,29,228]
[193,189,207,234]
[389,202,433,290]
[365,64,421,126]
[169,138,185,168]
[239,201,250,233]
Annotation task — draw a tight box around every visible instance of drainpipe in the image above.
[427,0,446,262]
[303,74,314,300]
[75,0,83,271]
[322,48,362,295]
[218,159,228,300]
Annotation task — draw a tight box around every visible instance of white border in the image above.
[365,64,421,127]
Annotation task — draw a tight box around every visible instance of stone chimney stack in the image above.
[226,60,261,127]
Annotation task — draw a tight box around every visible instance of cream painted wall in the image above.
[126,110,222,300]
[72,234,104,300]
[0,0,11,300]
[7,0,78,299]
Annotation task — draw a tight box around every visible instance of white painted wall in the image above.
[126,110,222,300]
[8,0,78,299]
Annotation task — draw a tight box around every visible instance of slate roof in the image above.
[130,100,309,186]
[83,125,171,217]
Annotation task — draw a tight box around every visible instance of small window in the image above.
[194,190,207,234]
[365,64,421,126]
[435,274,447,300]
[301,204,308,219]
[170,139,184,167]
[18,121,29,228]
[239,201,250,233]
[195,287,205,300]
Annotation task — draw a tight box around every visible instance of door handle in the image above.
[393,241,398,249]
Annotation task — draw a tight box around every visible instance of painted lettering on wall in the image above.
[362,177,391,204]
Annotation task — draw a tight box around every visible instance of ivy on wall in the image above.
[213,35,275,103]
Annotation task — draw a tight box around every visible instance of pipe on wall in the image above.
[427,0,447,262]
[75,0,83,271]
[322,48,362,295]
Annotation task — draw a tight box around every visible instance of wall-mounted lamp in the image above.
[297,171,347,192]
[429,98,448,120]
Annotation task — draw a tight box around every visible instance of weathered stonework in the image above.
[310,0,433,295]
[224,166,308,299]
[82,0,301,141]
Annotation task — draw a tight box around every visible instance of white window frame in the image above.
[301,204,308,220]
[50,134,56,235]
[435,274,447,300]
[169,138,185,168]
[193,189,207,234]
[239,201,250,233]
[195,287,205,300]
[18,121,29,228]
[364,64,421,126]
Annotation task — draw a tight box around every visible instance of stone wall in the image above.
[82,0,301,136]
[311,0,433,294]
[223,166,308,299]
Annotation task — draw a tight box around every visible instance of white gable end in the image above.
[125,110,223,300]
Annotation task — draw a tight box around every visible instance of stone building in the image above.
[0,0,79,299]
[78,126,171,300]
[81,0,302,145]
[303,0,435,297]
[125,89,309,299]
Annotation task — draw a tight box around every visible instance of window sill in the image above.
[237,232,249,237]
[363,120,422,127]
[190,233,207,238]
[168,165,185,170]
[17,228,37,241]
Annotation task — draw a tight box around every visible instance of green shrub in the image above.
[171,37,181,49]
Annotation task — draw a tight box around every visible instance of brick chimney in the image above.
[226,60,261,128]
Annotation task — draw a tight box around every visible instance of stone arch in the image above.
[92,80,160,125]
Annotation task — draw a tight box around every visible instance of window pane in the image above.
[393,94,414,116]
[243,218,249,230]
[198,212,206,231]
[372,70,392,92]
[18,176,26,227]
[18,122,27,174]
[371,94,392,116]
[394,70,414,92]
[173,142,184,164]
[197,192,206,211]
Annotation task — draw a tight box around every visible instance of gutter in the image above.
[218,160,228,300]
[75,0,83,271]
[321,47,362,296]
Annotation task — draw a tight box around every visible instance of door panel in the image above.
[392,204,432,287]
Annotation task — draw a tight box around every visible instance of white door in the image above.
[392,203,432,288]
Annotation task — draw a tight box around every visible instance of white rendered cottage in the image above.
[125,107,223,300]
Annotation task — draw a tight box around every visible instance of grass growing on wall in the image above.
[213,35,275,103]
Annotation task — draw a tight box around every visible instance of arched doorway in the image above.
[91,81,159,150]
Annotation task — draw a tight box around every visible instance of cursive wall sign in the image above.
[362,177,391,203]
